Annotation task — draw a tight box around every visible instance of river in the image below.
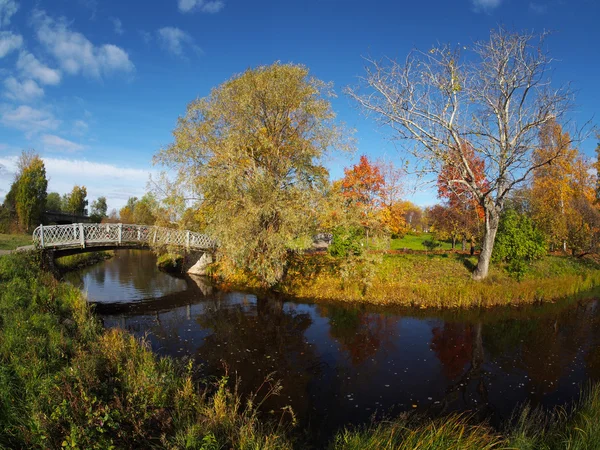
[65,249,600,444]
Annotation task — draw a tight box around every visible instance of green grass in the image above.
[390,233,454,251]
[0,233,31,250]
[54,251,113,272]
[0,252,294,449]
[333,384,600,450]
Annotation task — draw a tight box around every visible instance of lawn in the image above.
[0,233,32,251]
[390,232,454,251]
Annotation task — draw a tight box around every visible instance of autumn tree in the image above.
[529,121,578,251]
[119,197,137,224]
[435,143,485,249]
[376,159,408,237]
[90,196,108,222]
[347,28,575,280]
[566,156,600,256]
[14,153,48,231]
[340,155,385,244]
[63,186,88,216]
[155,63,350,286]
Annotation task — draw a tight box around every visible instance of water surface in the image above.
[73,250,600,444]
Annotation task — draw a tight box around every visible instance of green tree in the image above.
[133,193,157,225]
[492,209,546,279]
[15,155,48,231]
[46,192,62,212]
[90,196,108,222]
[155,62,351,286]
[64,186,88,215]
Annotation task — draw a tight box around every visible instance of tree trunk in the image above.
[472,208,500,280]
[452,236,456,249]
[462,237,467,252]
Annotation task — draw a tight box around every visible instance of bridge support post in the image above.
[39,224,44,248]
[186,252,213,276]
[186,231,190,249]
[118,224,122,245]
[79,223,85,248]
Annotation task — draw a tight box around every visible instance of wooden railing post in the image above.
[73,223,77,243]
[79,223,85,248]
[40,224,44,248]
[118,223,123,244]
[137,227,141,241]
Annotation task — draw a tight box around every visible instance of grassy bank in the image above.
[0,252,293,449]
[213,252,600,308]
[0,233,31,251]
[334,384,600,449]
[54,251,114,272]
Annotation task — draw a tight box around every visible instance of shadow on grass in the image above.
[457,254,478,272]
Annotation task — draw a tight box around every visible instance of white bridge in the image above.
[33,223,216,252]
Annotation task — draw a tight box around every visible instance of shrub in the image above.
[493,209,546,279]
[328,226,364,258]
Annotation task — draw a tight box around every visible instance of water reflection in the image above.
[80,252,600,443]
[65,250,188,302]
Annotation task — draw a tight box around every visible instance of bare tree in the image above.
[347,27,576,279]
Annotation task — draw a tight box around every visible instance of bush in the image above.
[328,226,364,258]
[157,253,183,273]
[493,209,546,279]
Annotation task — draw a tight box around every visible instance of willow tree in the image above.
[155,63,350,285]
[347,28,574,280]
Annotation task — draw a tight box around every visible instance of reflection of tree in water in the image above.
[430,323,473,380]
[105,250,186,298]
[430,322,489,416]
[483,304,591,402]
[319,305,398,366]
[193,295,321,423]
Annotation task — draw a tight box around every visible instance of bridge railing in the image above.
[32,223,216,251]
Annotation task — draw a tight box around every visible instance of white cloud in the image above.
[17,51,62,85]
[0,31,22,57]
[4,77,44,102]
[0,155,155,209]
[471,0,502,12]
[178,0,224,14]
[111,17,123,35]
[157,27,199,57]
[0,0,18,28]
[0,104,60,135]
[31,9,135,78]
[41,134,85,153]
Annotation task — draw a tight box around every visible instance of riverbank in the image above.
[212,252,600,308]
[0,252,292,449]
[54,250,114,272]
[2,251,600,449]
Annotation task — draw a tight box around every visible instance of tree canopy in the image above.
[156,62,351,285]
[347,27,575,280]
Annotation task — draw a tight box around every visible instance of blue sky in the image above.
[0,0,598,211]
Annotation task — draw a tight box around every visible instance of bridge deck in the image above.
[33,223,215,252]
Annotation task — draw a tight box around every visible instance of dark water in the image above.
[71,250,600,444]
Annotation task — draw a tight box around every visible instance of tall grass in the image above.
[333,385,600,450]
[0,252,293,449]
[232,253,600,309]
